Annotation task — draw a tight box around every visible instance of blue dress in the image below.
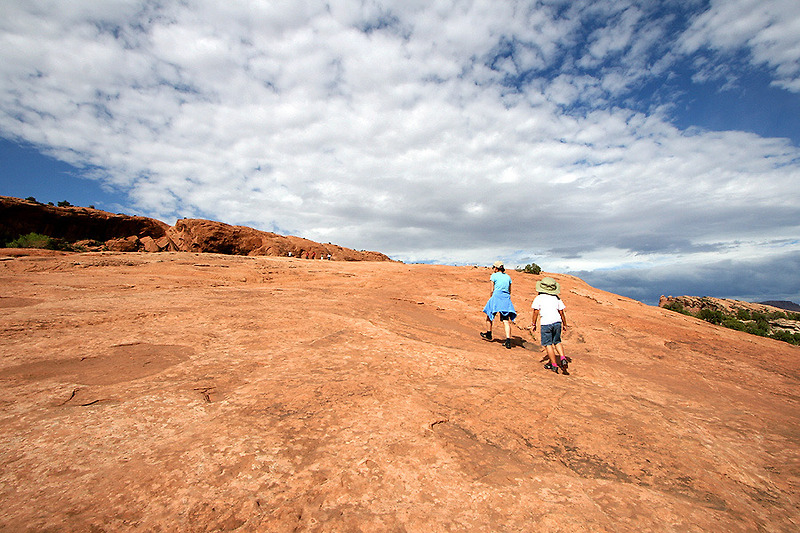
[483,272,517,321]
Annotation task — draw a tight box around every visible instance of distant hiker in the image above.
[481,261,517,349]
[530,276,569,375]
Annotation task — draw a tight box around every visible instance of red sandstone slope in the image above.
[0,195,391,261]
[0,252,798,532]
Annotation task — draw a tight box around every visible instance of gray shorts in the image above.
[541,322,562,346]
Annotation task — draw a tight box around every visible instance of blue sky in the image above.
[1,0,799,305]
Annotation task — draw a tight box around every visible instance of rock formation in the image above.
[659,294,800,337]
[659,294,789,315]
[0,196,169,243]
[1,252,798,531]
[0,196,391,261]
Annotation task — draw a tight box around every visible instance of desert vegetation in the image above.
[518,262,542,274]
[662,299,800,345]
[4,232,83,252]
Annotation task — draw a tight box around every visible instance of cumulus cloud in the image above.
[679,0,800,92]
[0,0,798,303]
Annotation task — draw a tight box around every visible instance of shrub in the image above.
[57,200,73,207]
[520,263,541,275]
[698,308,724,325]
[663,301,693,316]
[745,321,770,337]
[6,232,77,251]
[7,232,51,249]
[771,330,800,345]
[736,308,752,321]
[721,318,747,331]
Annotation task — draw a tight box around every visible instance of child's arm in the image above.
[530,309,540,330]
[559,309,568,329]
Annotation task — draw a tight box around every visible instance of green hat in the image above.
[536,277,561,295]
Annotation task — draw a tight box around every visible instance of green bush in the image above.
[771,330,800,345]
[6,232,77,251]
[57,200,73,207]
[663,301,693,316]
[520,263,542,275]
[698,308,724,325]
[736,308,752,321]
[745,321,770,337]
[7,232,51,248]
[721,318,747,331]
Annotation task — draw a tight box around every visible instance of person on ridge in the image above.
[480,261,517,349]
[530,276,570,375]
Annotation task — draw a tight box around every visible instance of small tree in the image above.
[521,263,541,275]
[57,200,72,207]
[698,308,725,325]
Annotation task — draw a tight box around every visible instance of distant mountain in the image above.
[760,301,800,312]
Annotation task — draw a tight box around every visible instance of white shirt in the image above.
[532,294,565,325]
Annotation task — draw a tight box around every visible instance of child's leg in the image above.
[554,342,569,373]
[481,315,493,340]
[555,342,566,361]
[545,344,558,367]
[502,318,511,339]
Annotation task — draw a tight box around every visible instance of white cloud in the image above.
[0,0,798,304]
[680,0,800,92]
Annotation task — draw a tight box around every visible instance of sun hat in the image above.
[536,276,561,295]
[492,261,504,269]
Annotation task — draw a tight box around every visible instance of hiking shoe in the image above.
[544,362,554,371]
[480,331,492,340]
[560,366,569,375]
[504,339,512,349]
[559,358,569,371]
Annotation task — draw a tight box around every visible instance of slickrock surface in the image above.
[1,251,798,532]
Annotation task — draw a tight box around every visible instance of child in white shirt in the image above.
[530,277,569,375]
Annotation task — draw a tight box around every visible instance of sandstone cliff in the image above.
[0,196,391,261]
[1,253,798,531]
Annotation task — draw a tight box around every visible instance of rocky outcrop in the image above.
[0,196,391,261]
[166,218,390,261]
[659,294,800,337]
[659,294,795,316]
[0,196,169,243]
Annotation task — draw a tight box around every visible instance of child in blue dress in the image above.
[481,261,517,349]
